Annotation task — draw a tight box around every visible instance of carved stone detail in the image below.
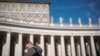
[0,2,49,23]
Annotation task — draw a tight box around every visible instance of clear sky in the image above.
[50,0,100,24]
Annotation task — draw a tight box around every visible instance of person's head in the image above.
[25,42,34,50]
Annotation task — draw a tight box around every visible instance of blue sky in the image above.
[50,0,100,24]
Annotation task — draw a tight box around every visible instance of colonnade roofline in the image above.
[0,20,100,31]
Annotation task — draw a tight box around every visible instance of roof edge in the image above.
[0,1,50,4]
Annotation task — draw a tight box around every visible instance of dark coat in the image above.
[24,46,42,56]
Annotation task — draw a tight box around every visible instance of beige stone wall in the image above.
[0,2,49,23]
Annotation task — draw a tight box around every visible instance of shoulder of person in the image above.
[35,45,42,53]
[29,47,36,53]
[35,46,42,50]
[24,48,36,56]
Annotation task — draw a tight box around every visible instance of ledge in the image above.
[0,20,100,31]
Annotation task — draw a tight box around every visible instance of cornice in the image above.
[0,21,100,31]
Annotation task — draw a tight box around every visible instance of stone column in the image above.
[51,35,55,56]
[2,32,11,56]
[40,35,45,56]
[96,42,100,55]
[61,35,66,56]
[90,36,97,56]
[71,36,76,56]
[15,33,22,56]
[18,33,23,56]
[30,34,34,43]
[86,42,91,56]
[77,43,81,56]
[57,43,61,56]
[80,36,86,56]
[67,44,71,56]
[47,43,51,56]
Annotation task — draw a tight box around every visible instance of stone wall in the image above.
[0,2,49,23]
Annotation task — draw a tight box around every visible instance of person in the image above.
[24,42,42,56]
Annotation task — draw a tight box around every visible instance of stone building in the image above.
[0,0,100,56]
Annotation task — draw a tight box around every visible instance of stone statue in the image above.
[69,17,72,24]
[78,17,82,25]
[88,17,92,25]
[99,18,100,25]
[51,16,53,24]
[59,17,63,24]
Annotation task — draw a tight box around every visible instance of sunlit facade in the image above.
[0,1,100,56]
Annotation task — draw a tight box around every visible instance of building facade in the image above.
[0,1,100,56]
